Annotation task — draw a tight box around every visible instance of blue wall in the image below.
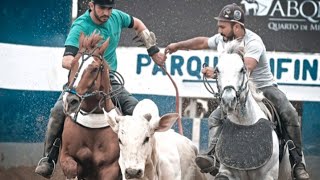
[1,88,319,156]
[0,0,71,47]
[0,88,177,142]
[302,102,320,155]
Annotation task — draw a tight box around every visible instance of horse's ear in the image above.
[99,38,110,55]
[79,32,85,49]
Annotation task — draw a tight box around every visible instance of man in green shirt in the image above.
[35,0,166,178]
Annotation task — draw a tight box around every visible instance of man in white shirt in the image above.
[165,3,309,180]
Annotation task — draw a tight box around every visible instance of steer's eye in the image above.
[118,138,122,145]
[143,137,149,144]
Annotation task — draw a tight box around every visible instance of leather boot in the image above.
[195,143,219,176]
[195,126,220,176]
[293,163,310,180]
[286,125,310,180]
[35,138,61,178]
[35,98,65,179]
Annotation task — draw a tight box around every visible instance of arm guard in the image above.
[137,29,160,56]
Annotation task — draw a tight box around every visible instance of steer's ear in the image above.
[103,108,120,133]
[150,113,179,133]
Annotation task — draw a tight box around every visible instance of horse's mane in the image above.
[223,39,244,60]
[224,39,272,120]
[248,80,272,120]
[79,31,104,51]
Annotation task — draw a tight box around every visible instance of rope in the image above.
[160,66,184,135]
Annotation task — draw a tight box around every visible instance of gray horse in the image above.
[213,40,291,180]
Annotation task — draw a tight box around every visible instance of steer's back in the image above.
[155,130,207,180]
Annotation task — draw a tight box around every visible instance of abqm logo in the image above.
[240,0,320,23]
[240,0,272,16]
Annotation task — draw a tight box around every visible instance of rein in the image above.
[160,66,184,135]
[202,63,219,98]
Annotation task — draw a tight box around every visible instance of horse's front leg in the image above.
[98,165,121,180]
[60,153,78,179]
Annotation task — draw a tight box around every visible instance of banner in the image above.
[1,43,318,101]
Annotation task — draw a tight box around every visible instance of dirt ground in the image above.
[0,165,65,180]
[0,165,215,180]
[1,159,319,180]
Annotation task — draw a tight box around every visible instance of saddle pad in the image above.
[216,118,273,170]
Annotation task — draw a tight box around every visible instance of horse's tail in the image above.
[248,80,272,120]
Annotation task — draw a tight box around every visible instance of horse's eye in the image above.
[240,67,246,73]
[118,138,122,145]
[143,137,149,144]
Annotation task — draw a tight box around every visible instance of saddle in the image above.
[216,118,274,170]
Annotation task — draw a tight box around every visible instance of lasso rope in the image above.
[160,66,184,135]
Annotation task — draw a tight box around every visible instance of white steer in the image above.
[104,99,206,180]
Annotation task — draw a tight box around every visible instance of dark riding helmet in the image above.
[92,0,115,8]
[215,3,245,26]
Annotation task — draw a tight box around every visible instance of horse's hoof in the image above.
[294,163,310,180]
[35,158,55,179]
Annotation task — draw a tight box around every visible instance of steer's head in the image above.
[104,100,179,179]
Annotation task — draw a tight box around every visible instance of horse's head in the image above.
[215,40,248,114]
[63,32,112,116]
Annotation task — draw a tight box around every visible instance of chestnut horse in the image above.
[60,32,121,180]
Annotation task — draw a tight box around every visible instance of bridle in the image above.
[203,59,249,107]
[64,48,124,121]
[218,65,249,105]
[66,48,104,98]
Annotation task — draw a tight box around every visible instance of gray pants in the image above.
[43,77,138,156]
[208,85,303,161]
[110,78,139,116]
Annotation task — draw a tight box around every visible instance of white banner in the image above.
[118,47,320,101]
[1,43,319,101]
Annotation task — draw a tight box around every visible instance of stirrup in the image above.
[286,140,296,151]
[201,165,218,174]
[37,156,56,174]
